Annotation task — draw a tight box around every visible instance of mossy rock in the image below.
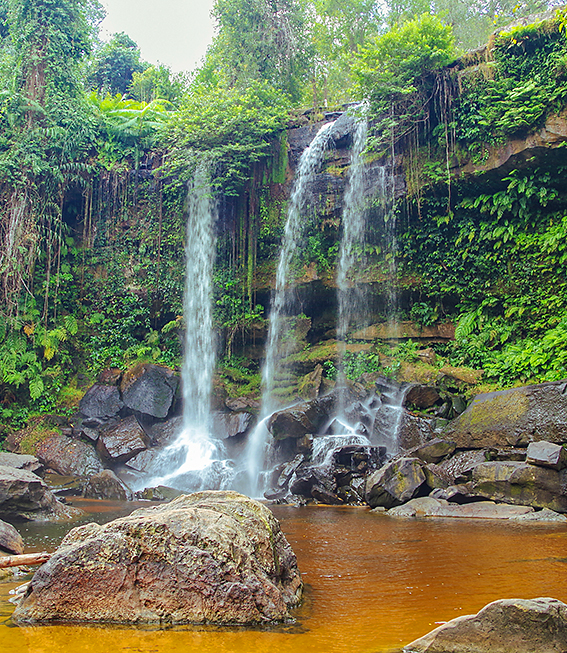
[443,381,567,449]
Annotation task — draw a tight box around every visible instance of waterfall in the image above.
[336,116,368,411]
[147,165,233,491]
[242,120,336,497]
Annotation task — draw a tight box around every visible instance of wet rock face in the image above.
[403,597,567,653]
[442,381,567,449]
[12,491,303,626]
[268,395,336,439]
[96,416,150,464]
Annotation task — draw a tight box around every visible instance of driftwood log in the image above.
[0,552,51,568]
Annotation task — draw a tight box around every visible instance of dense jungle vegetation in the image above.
[1,0,567,436]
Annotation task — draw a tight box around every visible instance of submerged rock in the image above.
[403,597,567,652]
[0,466,78,522]
[12,491,302,625]
[388,497,533,520]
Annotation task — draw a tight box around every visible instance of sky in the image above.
[99,0,217,74]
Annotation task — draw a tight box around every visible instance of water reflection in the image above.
[1,503,566,653]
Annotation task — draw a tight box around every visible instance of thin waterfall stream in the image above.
[146,166,233,491]
[336,115,368,418]
[242,120,337,497]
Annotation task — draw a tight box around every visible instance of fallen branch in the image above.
[0,552,51,568]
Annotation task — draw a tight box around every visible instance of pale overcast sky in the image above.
[99,0,217,74]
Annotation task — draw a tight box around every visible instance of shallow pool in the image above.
[1,501,566,652]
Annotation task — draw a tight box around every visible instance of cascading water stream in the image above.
[336,116,368,414]
[242,120,336,497]
[147,165,233,491]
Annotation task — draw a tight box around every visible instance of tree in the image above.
[304,0,385,104]
[88,31,146,96]
[0,0,101,316]
[210,0,311,102]
[128,64,185,105]
[388,0,549,51]
[353,14,455,151]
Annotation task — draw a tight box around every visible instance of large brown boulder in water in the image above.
[12,491,303,626]
[403,597,567,652]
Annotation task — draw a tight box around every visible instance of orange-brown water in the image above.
[1,503,566,652]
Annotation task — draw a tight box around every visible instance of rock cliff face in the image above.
[12,491,303,626]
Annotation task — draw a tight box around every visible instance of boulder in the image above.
[96,416,150,464]
[403,597,567,652]
[298,364,323,400]
[82,470,133,501]
[12,491,303,625]
[398,413,435,450]
[470,461,567,513]
[0,452,44,476]
[211,411,253,439]
[36,434,103,477]
[124,448,161,474]
[414,438,456,464]
[405,385,441,409]
[423,463,453,490]
[268,394,336,439]
[225,396,261,412]
[443,381,567,449]
[437,449,489,484]
[0,466,76,522]
[430,484,478,504]
[365,458,426,509]
[0,518,24,554]
[526,441,567,470]
[78,384,123,419]
[120,363,179,419]
[388,497,449,518]
[135,486,190,501]
[144,415,183,446]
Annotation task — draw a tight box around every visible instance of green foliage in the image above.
[88,31,146,95]
[88,92,170,168]
[210,0,311,102]
[355,13,455,99]
[453,18,567,149]
[128,64,186,105]
[163,81,289,196]
[354,14,455,152]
